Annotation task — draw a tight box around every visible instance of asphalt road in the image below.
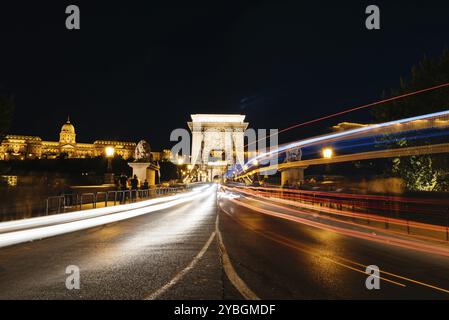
[0,186,230,299]
[217,189,449,299]
[1,184,449,299]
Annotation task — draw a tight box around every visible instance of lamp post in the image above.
[105,146,115,171]
[322,147,333,174]
[104,147,115,184]
[176,157,184,182]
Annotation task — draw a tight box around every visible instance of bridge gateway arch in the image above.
[188,114,248,182]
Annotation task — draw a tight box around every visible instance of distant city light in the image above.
[1,175,17,187]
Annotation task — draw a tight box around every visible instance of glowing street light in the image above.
[104,147,115,184]
[105,147,115,172]
[177,157,184,165]
[187,164,193,170]
[322,147,333,159]
[252,159,259,166]
[105,146,115,158]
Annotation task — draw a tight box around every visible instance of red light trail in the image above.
[246,81,449,148]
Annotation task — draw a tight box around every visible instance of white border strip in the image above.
[144,231,217,300]
[216,214,260,300]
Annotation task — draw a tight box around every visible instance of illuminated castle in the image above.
[0,117,137,160]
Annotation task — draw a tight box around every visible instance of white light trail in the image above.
[0,185,213,248]
[0,185,210,234]
[242,109,449,171]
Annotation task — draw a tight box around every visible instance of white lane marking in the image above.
[144,230,217,300]
[215,214,260,300]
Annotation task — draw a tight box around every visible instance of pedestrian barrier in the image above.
[224,185,449,242]
[45,187,184,215]
[45,196,65,215]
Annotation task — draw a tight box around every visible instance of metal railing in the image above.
[0,184,203,222]
[45,187,183,215]
[45,196,66,214]
[224,185,449,241]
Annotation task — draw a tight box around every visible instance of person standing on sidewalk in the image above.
[130,175,139,200]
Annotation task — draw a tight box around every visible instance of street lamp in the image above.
[105,147,115,171]
[105,146,115,157]
[322,147,333,159]
[252,159,259,166]
[104,147,115,185]
[176,157,184,182]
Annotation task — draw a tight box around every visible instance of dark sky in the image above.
[1,1,448,150]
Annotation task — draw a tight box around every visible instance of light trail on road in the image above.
[0,185,210,234]
[246,193,449,245]
[0,185,213,248]
[0,184,223,300]
[219,188,449,258]
[218,193,449,295]
[2,185,449,299]
[228,186,449,234]
[220,204,406,288]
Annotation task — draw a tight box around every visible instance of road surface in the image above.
[1,184,449,299]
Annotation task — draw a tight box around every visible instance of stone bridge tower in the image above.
[188,114,248,182]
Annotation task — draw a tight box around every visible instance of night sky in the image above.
[1,1,448,150]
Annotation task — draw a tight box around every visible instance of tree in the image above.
[373,48,449,122]
[372,49,449,192]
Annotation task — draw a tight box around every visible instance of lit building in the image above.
[0,118,139,160]
[332,118,449,133]
[332,122,370,132]
[188,114,248,181]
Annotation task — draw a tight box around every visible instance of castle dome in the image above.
[61,117,75,134]
[59,116,77,145]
